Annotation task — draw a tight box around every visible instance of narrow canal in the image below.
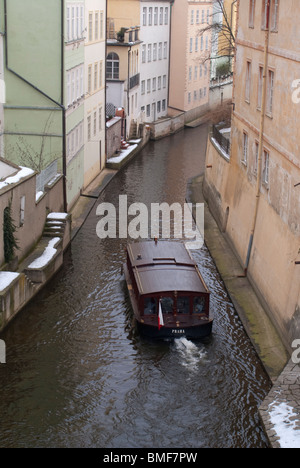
[0,125,271,448]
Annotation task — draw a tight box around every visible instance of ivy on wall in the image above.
[3,203,18,264]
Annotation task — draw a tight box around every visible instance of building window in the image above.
[202,10,205,24]
[143,7,147,26]
[254,141,259,175]
[99,107,102,131]
[142,44,146,63]
[245,61,251,102]
[164,42,168,59]
[189,67,192,81]
[148,44,152,62]
[106,53,119,80]
[99,61,103,88]
[147,79,151,93]
[87,115,91,141]
[242,132,248,165]
[88,65,92,93]
[191,10,194,25]
[162,99,166,112]
[95,12,99,41]
[160,7,163,25]
[94,63,98,91]
[164,7,169,25]
[270,0,279,31]
[262,150,270,184]
[148,7,153,26]
[249,0,255,28]
[20,196,25,226]
[190,38,193,53]
[261,0,269,30]
[194,66,198,80]
[153,43,157,61]
[188,92,191,104]
[196,10,200,24]
[146,105,151,117]
[195,37,199,52]
[267,69,275,115]
[257,66,263,109]
[158,76,161,90]
[141,80,145,95]
[88,12,93,41]
[157,101,161,113]
[158,43,162,60]
[152,77,156,92]
[163,75,167,88]
[154,7,158,25]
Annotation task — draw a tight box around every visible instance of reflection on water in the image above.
[0,126,271,448]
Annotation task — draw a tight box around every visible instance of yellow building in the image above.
[204,0,300,352]
[106,0,141,138]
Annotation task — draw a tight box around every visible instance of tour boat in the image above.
[123,240,213,340]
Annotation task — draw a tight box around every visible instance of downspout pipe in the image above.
[245,0,270,274]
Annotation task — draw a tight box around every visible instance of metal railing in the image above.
[212,125,230,155]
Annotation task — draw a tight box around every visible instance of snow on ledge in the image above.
[28,237,61,269]
[0,167,34,190]
[47,212,68,220]
[269,400,300,448]
[107,144,138,164]
[0,272,20,291]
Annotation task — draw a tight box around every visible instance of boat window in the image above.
[144,298,157,315]
[177,296,190,314]
[193,296,206,314]
[160,297,174,314]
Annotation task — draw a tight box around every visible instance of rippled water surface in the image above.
[0,126,271,448]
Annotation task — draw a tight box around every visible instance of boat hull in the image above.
[136,319,213,341]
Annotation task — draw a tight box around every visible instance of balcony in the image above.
[129,73,140,90]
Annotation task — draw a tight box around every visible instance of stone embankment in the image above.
[186,173,300,448]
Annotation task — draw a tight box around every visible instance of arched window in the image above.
[106,52,119,80]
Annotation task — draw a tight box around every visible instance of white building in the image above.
[139,0,171,123]
[84,0,106,187]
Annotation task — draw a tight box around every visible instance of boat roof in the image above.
[127,241,209,296]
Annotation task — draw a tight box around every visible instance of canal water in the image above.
[0,126,271,448]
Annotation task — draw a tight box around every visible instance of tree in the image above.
[198,0,237,75]
[3,202,18,264]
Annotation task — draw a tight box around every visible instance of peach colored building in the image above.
[204,0,300,352]
[169,0,213,123]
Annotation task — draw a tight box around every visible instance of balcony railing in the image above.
[212,125,230,155]
[129,73,140,90]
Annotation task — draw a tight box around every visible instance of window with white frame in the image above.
[141,80,145,95]
[261,0,269,30]
[245,61,251,102]
[262,149,270,184]
[257,65,263,109]
[148,7,153,26]
[147,79,151,93]
[106,53,119,80]
[88,11,93,41]
[242,132,248,165]
[154,7,158,25]
[164,7,169,25]
[163,75,167,88]
[148,44,152,62]
[164,42,168,59]
[191,10,194,24]
[270,0,279,31]
[152,77,156,92]
[67,120,84,163]
[196,10,200,24]
[67,64,84,106]
[158,43,162,60]
[153,43,157,61]
[143,7,147,26]
[190,38,193,53]
[160,7,163,25]
[95,12,99,41]
[142,44,146,63]
[189,67,192,81]
[267,69,274,114]
[158,76,161,90]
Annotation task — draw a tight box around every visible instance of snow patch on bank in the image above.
[269,400,300,448]
[0,272,20,291]
[28,238,61,269]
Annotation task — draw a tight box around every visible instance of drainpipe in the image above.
[127,45,132,139]
[245,0,270,274]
